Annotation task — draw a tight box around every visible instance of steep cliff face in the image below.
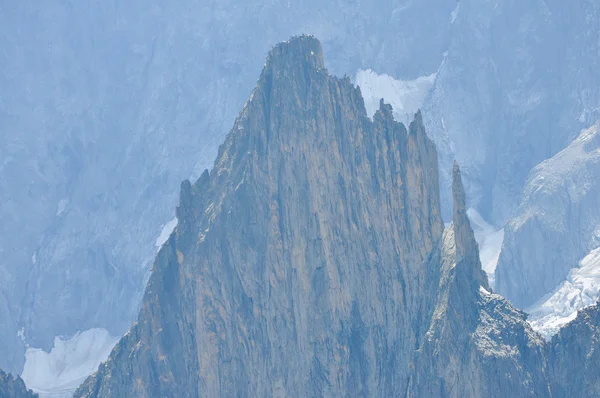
[75,36,600,398]
[0,370,37,398]
[0,0,457,374]
[75,36,444,397]
[408,165,549,397]
[548,303,600,397]
[496,122,600,310]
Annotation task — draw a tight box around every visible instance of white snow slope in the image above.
[21,328,119,397]
[155,217,178,251]
[527,247,600,340]
[354,69,437,125]
[467,208,504,288]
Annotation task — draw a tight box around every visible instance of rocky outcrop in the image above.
[75,36,444,397]
[407,166,549,397]
[496,122,600,309]
[75,37,600,398]
[0,370,37,398]
[0,0,457,374]
[548,303,600,397]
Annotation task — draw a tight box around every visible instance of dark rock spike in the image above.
[452,161,489,291]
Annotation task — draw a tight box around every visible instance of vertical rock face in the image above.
[548,303,600,397]
[407,166,549,397]
[76,36,444,397]
[0,370,37,398]
[75,36,600,398]
[495,122,600,309]
[452,162,489,292]
[0,0,457,373]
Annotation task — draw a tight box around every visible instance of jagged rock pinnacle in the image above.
[452,161,490,290]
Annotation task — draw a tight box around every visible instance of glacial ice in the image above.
[21,328,119,397]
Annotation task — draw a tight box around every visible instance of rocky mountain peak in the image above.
[265,35,325,71]
[75,35,444,397]
[258,35,326,97]
[74,35,600,398]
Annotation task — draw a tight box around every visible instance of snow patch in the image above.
[467,208,504,289]
[354,69,437,125]
[450,2,460,24]
[155,217,178,250]
[526,247,600,340]
[21,328,119,397]
[56,199,68,217]
[480,286,491,295]
[17,327,25,343]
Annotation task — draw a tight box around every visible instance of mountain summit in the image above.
[76,34,444,397]
[76,36,600,398]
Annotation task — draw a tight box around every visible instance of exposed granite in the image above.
[76,35,444,397]
[547,303,600,397]
[0,0,457,373]
[0,370,37,398]
[76,37,600,398]
[407,165,549,397]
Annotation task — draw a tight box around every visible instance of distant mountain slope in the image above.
[424,0,600,223]
[496,122,600,322]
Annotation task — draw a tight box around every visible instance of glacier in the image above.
[354,69,436,125]
[21,329,119,397]
[527,248,600,340]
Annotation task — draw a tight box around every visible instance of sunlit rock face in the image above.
[75,37,600,398]
[0,0,457,375]
[76,35,446,397]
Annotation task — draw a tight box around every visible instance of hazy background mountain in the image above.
[422,0,600,224]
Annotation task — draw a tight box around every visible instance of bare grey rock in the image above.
[424,0,600,223]
[75,35,444,397]
[548,303,600,397]
[407,167,548,397]
[0,0,459,374]
[75,37,600,398]
[0,370,37,398]
[495,122,600,309]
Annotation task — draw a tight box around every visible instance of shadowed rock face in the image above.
[75,37,600,398]
[0,370,37,398]
[424,0,600,224]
